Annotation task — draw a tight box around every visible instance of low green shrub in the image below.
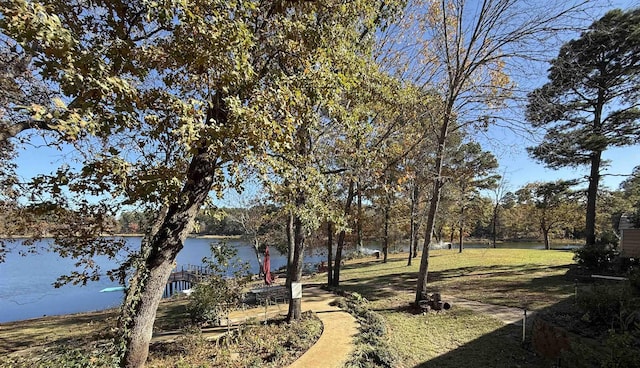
[577,283,640,333]
[186,242,249,325]
[630,268,640,293]
[573,244,617,272]
[564,330,640,368]
[339,295,400,368]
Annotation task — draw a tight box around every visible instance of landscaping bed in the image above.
[0,298,322,368]
[531,272,640,367]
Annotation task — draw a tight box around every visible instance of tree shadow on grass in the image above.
[340,254,447,271]
[0,309,117,354]
[410,321,548,368]
[408,293,593,368]
[338,263,573,304]
[337,264,580,367]
[0,298,191,355]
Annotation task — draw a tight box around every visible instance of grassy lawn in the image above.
[1,248,576,367]
[313,248,576,368]
[0,309,118,355]
[384,308,544,367]
[331,248,575,311]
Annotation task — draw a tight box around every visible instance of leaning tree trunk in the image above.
[356,180,363,253]
[118,150,221,368]
[331,179,355,287]
[327,221,334,286]
[287,199,306,321]
[408,188,415,266]
[408,181,419,265]
[458,205,465,253]
[416,115,449,304]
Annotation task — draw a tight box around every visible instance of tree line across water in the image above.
[116,167,640,252]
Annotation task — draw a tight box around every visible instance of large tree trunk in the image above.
[356,180,363,253]
[586,88,605,247]
[116,101,226,367]
[383,194,390,263]
[287,124,311,321]
[458,206,465,253]
[585,150,601,246]
[332,179,355,287]
[118,150,220,367]
[288,198,305,321]
[408,181,419,265]
[333,229,346,287]
[415,119,448,304]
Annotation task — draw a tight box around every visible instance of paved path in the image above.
[287,285,359,368]
[445,295,532,325]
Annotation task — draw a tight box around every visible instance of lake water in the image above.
[0,237,332,323]
[0,237,576,323]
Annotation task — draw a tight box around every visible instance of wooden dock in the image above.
[163,264,211,297]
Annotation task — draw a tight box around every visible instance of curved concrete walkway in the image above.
[287,285,359,368]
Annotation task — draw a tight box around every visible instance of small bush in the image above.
[577,283,640,332]
[187,276,244,325]
[573,244,618,272]
[147,314,322,367]
[341,294,399,368]
[564,330,640,368]
[186,242,249,325]
[629,267,640,293]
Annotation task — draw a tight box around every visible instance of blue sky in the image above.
[10,0,640,199]
[477,123,640,192]
[474,0,640,192]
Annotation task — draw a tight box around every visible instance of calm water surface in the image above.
[0,237,331,323]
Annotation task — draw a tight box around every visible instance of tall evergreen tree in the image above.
[446,142,499,252]
[526,8,640,246]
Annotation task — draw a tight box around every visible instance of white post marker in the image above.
[291,282,303,299]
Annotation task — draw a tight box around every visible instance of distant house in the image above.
[619,215,640,258]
